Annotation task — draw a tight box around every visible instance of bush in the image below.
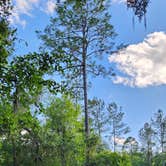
[89,151,132,166]
[152,153,166,166]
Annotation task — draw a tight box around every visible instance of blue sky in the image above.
[11,0,166,140]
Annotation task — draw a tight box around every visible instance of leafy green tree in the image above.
[0,1,74,164]
[0,19,71,165]
[3,52,67,111]
[123,136,139,154]
[0,50,74,165]
[0,104,42,166]
[0,0,16,101]
[107,102,130,152]
[42,96,85,166]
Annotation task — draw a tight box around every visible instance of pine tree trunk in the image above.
[147,141,152,166]
[113,121,116,152]
[161,124,164,153]
[12,139,17,166]
[82,14,90,165]
[82,56,89,136]
[83,46,90,166]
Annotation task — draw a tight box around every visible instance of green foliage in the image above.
[0,20,16,99]
[42,96,85,166]
[0,1,158,166]
[130,152,146,166]
[89,151,132,166]
[0,103,42,166]
[152,153,166,166]
[37,0,115,95]
[37,1,116,164]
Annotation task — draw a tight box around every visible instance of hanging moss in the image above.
[127,0,150,28]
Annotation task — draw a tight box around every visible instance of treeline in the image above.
[0,0,164,166]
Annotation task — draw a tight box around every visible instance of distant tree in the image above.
[123,136,139,154]
[139,123,155,166]
[151,109,166,153]
[107,102,130,152]
[88,98,108,138]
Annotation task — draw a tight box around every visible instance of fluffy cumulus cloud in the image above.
[9,0,58,27]
[109,32,166,87]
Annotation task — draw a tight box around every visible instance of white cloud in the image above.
[15,0,35,15]
[9,0,59,26]
[8,8,27,27]
[109,32,166,87]
[44,0,57,14]
[8,0,125,26]
[111,0,126,4]
[114,137,126,145]
[9,0,39,26]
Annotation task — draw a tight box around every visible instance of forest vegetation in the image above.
[1,0,165,166]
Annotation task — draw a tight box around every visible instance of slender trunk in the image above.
[113,132,116,152]
[58,126,66,166]
[12,81,19,166]
[98,126,101,138]
[82,58,89,135]
[161,123,164,153]
[113,121,116,152]
[97,107,101,138]
[161,135,164,153]
[82,9,89,138]
[60,129,66,166]
[12,138,17,166]
[147,141,152,166]
[60,146,66,166]
[34,140,41,166]
[13,85,19,113]
[82,13,89,165]
[83,47,89,165]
